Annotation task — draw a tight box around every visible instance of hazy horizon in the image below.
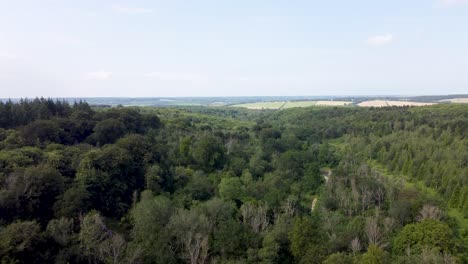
[1,0,468,97]
[2,93,468,100]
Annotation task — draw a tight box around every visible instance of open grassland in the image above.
[233,100,353,109]
[358,100,436,107]
[439,97,468,103]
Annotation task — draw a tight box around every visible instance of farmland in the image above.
[230,101,287,109]
[232,100,352,109]
[282,101,317,108]
[315,100,353,106]
[232,99,439,109]
[439,97,468,104]
[357,100,436,107]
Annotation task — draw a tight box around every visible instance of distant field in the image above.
[232,100,352,109]
[282,101,317,108]
[358,100,436,107]
[231,101,287,109]
[439,98,468,103]
[315,100,353,106]
[234,99,438,109]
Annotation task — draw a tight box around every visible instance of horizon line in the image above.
[1,94,467,100]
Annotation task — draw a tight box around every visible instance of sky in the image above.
[0,0,467,97]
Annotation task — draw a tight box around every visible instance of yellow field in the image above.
[315,100,353,106]
[231,101,287,109]
[358,100,436,107]
[232,100,353,109]
[439,98,468,103]
[282,101,317,108]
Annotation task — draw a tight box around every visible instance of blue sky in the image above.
[0,0,467,97]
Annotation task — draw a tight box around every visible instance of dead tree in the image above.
[350,237,362,255]
[365,215,387,248]
[417,205,443,221]
[169,209,211,264]
[240,202,269,233]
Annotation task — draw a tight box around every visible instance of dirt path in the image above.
[312,169,332,212]
[311,197,318,212]
[322,168,332,183]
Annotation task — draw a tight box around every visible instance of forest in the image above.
[0,98,467,264]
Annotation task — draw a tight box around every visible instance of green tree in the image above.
[46,217,74,247]
[92,118,126,146]
[219,177,245,202]
[21,120,63,145]
[259,216,294,264]
[0,165,64,222]
[199,198,236,228]
[130,191,174,263]
[360,245,389,264]
[323,252,353,264]
[393,219,454,255]
[212,218,254,259]
[289,214,329,264]
[53,185,91,217]
[302,162,322,193]
[75,145,137,215]
[229,157,248,176]
[183,171,214,201]
[0,220,44,263]
[145,164,163,194]
[191,134,226,171]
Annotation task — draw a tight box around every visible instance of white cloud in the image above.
[435,0,467,7]
[146,72,206,82]
[366,34,394,47]
[84,70,112,80]
[112,5,153,14]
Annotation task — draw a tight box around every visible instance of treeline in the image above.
[0,98,91,128]
[0,100,466,263]
[0,98,161,147]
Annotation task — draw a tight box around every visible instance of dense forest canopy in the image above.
[0,98,466,264]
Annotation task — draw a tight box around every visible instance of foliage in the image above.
[393,219,454,255]
[0,99,466,263]
[323,252,353,264]
[0,221,43,263]
[360,245,389,264]
[289,214,329,263]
